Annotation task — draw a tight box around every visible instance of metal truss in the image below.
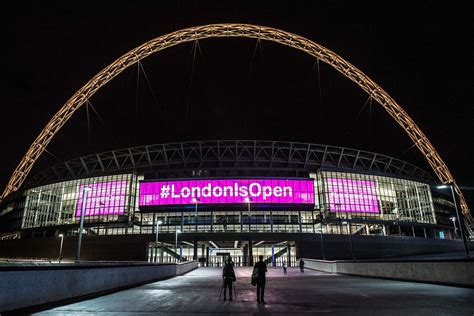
[1,23,469,217]
[27,140,434,186]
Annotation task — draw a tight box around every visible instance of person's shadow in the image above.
[253,303,270,316]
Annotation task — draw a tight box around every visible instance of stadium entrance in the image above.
[147,240,297,267]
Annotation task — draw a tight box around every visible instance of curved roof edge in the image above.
[26,140,435,187]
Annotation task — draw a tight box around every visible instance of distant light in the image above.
[192,198,200,203]
[176,230,181,234]
[245,197,251,203]
[341,221,348,225]
[84,186,92,191]
[157,220,163,225]
[450,217,456,222]
[436,185,449,189]
[58,234,64,237]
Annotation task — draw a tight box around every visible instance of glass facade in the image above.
[22,174,137,229]
[317,171,436,224]
[11,170,439,237]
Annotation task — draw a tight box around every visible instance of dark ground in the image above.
[32,267,474,315]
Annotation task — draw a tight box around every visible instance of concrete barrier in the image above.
[303,259,338,273]
[0,260,198,313]
[303,258,474,287]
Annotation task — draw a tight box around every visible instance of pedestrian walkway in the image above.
[33,267,474,315]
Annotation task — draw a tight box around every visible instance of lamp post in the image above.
[245,197,252,232]
[76,186,92,262]
[393,209,401,235]
[319,208,326,260]
[193,198,200,231]
[342,220,354,259]
[155,220,163,263]
[437,184,469,256]
[450,216,457,239]
[58,234,64,262]
[175,229,181,263]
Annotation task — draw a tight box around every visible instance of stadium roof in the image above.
[26,140,435,187]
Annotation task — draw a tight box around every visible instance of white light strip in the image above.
[253,241,264,246]
[209,241,218,248]
[234,240,238,248]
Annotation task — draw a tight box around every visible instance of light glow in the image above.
[327,178,379,213]
[75,181,127,217]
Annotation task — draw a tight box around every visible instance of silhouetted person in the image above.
[283,260,287,275]
[299,258,305,273]
[253,255,267,304]
[222,257,236,301]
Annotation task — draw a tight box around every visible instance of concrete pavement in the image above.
[32,267,474,315]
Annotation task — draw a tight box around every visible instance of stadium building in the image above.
[0,140,464,265]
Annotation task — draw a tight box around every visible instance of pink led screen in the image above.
[139,178,315,206]
[75,181,128,217]
[327,178,379,213]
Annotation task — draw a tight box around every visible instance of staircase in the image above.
[163,246,184,262]
[352,224,366,235]
[264,246,287,265]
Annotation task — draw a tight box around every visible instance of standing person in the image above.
[222,257,236,301]
[283,260,287,275]
[253,255,267,304]
[299,258,305,273]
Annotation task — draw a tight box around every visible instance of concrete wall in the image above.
[0,235,151,261]
[0,261,198,313]
[303,258,474,287]
[298,234,471,260]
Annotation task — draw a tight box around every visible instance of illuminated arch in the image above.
[2,23,469,215]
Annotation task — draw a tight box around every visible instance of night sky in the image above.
[1,1,473,208]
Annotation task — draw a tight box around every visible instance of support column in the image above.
[240,211,243,232]
[287,244,291,267]
[193,240,198,260]
[243,244,248,266]
[201,244,205,266]
[271,244,275,267]
[210,212,213,231]
[298,210,302,233]
[249,239,253,266]
[206,246,209,267]
[423,227,427,238]
[412,226,416,238]
[270,211,273,233]
[160,241,163,263]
